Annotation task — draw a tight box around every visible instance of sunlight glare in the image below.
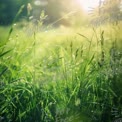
[77,0,100,12]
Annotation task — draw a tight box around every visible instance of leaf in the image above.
[77,33,91,43]
[88,54,95,65]
[0,67,8,77]
[109,88,117,97]
[0,49,12,57]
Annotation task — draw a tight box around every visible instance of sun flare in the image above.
[77,0,100,12]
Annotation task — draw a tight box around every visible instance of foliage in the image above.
[90,0,122,25]
[0,0,31,25]
[0,1,122,122]
[0,21,122,122]
[0,0,85,26]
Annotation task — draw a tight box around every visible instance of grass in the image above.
[0,21,122,122]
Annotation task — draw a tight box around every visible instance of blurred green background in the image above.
[0,0,121,26]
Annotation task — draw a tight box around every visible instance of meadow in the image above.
[0,20,122,122]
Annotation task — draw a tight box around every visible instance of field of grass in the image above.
[0,22,122,122]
